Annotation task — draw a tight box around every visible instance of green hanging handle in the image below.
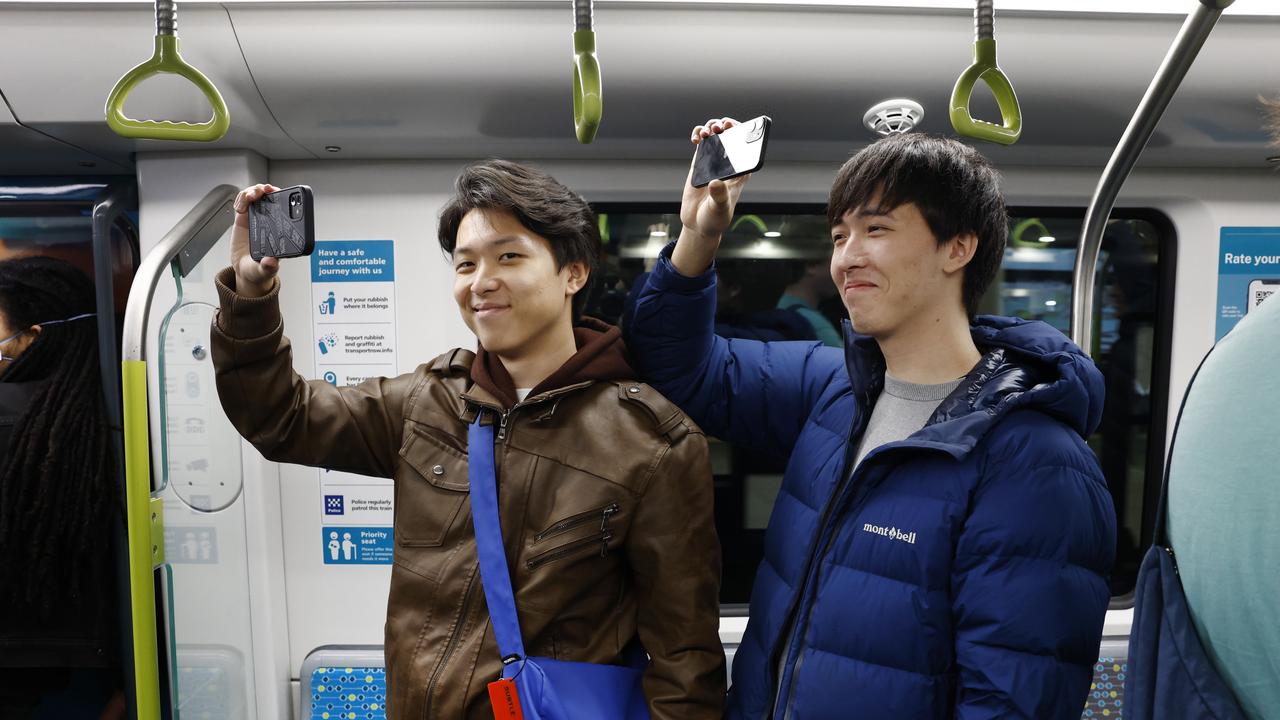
[105,2,229,142]
[949,0,1021,145]
[572,1,602,144]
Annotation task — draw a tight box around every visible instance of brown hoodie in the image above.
[209,268,725,720]
[471,317,636,408]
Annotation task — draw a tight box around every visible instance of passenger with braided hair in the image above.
[0,256,124,719]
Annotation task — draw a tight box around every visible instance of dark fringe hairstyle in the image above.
[0,256,118,621]
[827,133,1009,317]
[437,159,601,320]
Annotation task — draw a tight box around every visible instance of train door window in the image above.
[1001,210,1174,602]
[0,202,140,315]
[593,204,1173,607]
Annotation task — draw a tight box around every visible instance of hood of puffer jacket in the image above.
[471,317,637,409]
[843,314,1106,459]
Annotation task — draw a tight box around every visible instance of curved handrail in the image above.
[120,184,236,719]
[572,1,601,144]
[1011,217,1051,246]
[730,214,769,234]
[105,2,229,142]
[123,185,236,361]
[573,32,603,144]
[1070,0,1233,352]
[950,0,1022,145]
[90,184,142,715]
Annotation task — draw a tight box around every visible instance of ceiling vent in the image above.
[863,99,925,136]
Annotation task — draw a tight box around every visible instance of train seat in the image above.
[299,641,1125,719]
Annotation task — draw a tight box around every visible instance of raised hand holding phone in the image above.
[673,117,755,278]
[691,115,770,188]
[231,184,282,298]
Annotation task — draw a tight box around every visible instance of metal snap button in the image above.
[432,465,444,476]
[627,386,641,394]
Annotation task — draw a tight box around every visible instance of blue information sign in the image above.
[311,240,395,283]
[322,526,394,565]
[1217,227,1280,340]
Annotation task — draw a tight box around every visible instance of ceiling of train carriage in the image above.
[1,0,1278,173]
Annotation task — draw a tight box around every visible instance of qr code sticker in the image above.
[1258,289,1275,307]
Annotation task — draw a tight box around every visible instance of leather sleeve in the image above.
[209,266,419,477]
[626,428,726,719]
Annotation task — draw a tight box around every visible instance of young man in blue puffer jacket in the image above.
[625,124,1117,719]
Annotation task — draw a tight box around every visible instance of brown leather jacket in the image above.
[210,268,725,719]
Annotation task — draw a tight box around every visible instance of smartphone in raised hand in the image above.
[249,185,315,261]
[691,116,771,188]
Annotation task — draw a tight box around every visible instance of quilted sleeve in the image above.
[952,418,1117,719]
[624,245,844,459]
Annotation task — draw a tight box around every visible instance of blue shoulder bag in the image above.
[468,418,650,720]
[1125,348,1245,720]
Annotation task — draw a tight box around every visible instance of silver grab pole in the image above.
[122,184,237,363]
[1071,0,1233,352]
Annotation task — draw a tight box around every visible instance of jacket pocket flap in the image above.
[399,424,470,492]
[395,424,469,551]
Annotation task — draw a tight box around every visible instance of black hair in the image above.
[0,256,118,620]
[828,133,1008,317]
[437,159,602,320]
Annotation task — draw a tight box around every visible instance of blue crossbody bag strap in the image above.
[468,416,527,664]
[467,415,650,720]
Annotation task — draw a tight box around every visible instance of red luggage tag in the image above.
[488,678,524,720]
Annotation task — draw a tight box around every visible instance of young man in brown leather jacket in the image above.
[211,160,724,719]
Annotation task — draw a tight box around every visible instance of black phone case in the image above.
[692,116,771,188]
[249,185,315,261]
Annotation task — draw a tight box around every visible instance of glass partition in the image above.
[156,265,257,719]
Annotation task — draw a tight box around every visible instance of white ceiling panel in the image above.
[0,1,1275,168]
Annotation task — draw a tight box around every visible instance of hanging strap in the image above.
[467,416,527,664]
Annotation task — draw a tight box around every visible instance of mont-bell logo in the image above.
[862,522,917,545]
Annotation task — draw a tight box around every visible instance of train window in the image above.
[0,203,140,313]
[593,204,1173,606]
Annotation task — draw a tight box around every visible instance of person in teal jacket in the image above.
[1164,98,1280,720]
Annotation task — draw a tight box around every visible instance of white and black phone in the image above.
[249,185,315,261]
[1247,278,1280,313]
[691,116,771,188]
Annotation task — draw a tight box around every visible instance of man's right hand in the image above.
[231,183,281,298]
[672,117,750,278]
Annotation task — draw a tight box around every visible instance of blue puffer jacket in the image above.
[626,250,1116,720]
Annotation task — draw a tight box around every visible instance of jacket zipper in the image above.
[780,474,881,720]
[535,503,620,543]
[497,410,510,441]
[768,387,877,720]
[462,380,595,444]
[526,530,613,570]
[422,567,479,719]
[776,439,945,720]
